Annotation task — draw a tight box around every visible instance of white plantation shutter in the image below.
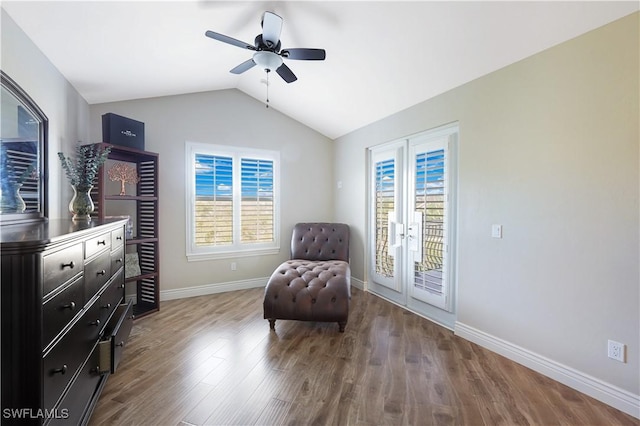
[194,154,233,246]
[408,129,455,312]
[374,158,395,278]
[413,148,447,297]
[186,142,280,261]
[368,142,404,295]
[241,158,274,243]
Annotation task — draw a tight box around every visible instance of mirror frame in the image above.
[1,70,48,225]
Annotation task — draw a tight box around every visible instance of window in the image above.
[185,142,280,261]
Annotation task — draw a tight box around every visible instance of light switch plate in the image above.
[491,224,502,239]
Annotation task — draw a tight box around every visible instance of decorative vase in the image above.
[0,184,26,213]
[13,185,26,213]
[69,185,94,221]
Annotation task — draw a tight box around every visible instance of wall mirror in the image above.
[0,70,48,224]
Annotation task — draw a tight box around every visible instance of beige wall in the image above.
[1,9,91,218]
[89,90,334,292]
[334,13,639,397]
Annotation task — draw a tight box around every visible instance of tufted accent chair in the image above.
[263,223,351,332]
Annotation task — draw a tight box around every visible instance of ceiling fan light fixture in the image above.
[253,51,283,71]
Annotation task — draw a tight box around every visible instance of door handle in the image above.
[408,212,423,259]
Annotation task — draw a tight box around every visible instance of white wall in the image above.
[1,9,91,219]
[89,90,334,293]
[334,12,639,411]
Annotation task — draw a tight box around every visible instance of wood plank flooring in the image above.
[89,288,638,425]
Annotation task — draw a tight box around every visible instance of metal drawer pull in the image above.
[97,240,106,246]
[116,236,123,240]
[116,341,125,347]
[101,303,111,310]
[97,270,106,276]
[52,365,67,375]
[116,258,123,263]
[61,261,75,269]
[90,319,101,327]
[118,284,125,289]
[61,301,76,310]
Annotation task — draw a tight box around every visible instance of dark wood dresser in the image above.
[1,218,133,425]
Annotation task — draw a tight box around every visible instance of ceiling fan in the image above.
[205,11,326,83]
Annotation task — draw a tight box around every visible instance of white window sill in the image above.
[186,247,280,262]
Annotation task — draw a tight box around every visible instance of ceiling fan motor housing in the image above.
[254,34,281,52]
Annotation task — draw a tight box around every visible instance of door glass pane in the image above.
[414,149,445,295]
[375,158,395,277]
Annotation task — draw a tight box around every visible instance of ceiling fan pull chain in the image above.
[265,69,270,108]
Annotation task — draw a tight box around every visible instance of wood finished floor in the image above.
[89,287,638,426]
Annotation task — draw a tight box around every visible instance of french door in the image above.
[368,124,458,325]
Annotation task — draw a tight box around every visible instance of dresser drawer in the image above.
[48,345,103,426]
[96,269,124,329]
[85,250,111,301]
[42,276,84,350]
[43,243,83,297]
[43,314,96,411]
[111,246,124,274]
[99,300,134,374]
[111,226,125,249]
[83,293,107,345]
[85,232,111,259]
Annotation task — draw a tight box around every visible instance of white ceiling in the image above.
[2,1,638,139]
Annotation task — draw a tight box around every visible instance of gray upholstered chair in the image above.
[263,223,351,332]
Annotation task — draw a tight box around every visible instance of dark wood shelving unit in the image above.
[90,143,160,319]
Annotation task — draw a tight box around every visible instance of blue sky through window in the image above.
[195,154,273,198]
[416,150,445,195]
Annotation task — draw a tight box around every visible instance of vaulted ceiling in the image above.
[2,1,637,139]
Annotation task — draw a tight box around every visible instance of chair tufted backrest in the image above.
[291,223,350,262]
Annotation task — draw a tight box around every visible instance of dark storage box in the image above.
[102,113,145,150]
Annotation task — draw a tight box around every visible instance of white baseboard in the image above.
[455,321,640,419]
[161,276,365,301]
[160,277,268,301]
[351,277,365,290]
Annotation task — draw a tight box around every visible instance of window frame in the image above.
[185,141,280,261]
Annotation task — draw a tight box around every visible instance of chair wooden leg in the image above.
[268,319,276,330]
[338,322,346,333]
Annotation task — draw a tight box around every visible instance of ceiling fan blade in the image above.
[230,59,256,74]
[281,48,326,61]
[261,11,283,48]
[205,30,256,51]
[276,63,297,83]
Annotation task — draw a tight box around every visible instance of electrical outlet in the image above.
[231,262,237,271]
[608,340,625,362]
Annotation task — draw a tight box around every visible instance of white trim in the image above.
[161,276,366,301]
[455,321,640,419]
[186,247,280,262]
[160,277,268,301]
[350,276,365,291]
